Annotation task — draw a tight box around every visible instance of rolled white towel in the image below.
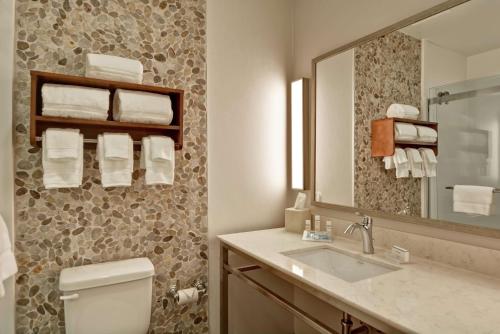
[415,126,438,143]
[85,54,143,84]
[140,136,175,185]
[383,156,395,170]
[418,148,437,177]
[113,89,173,125]
[387,103,420,120]
[395,122,418,141]
[393,148,409,178]
[0,215,17,298]
[42,84,109,120]
[405,148,424,178]
[97,134,133,188]
[45,128,80,160]
[103,133,131,160]
[42,132,84,189]
[453,185,494,216]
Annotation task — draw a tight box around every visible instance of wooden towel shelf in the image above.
[30,70,184,150]
[371,117,438,157]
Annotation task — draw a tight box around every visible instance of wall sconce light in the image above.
[291,78,309,190]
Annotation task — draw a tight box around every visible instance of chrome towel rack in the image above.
[445,186,500,193]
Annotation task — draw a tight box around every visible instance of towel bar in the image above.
[445,186,500,193]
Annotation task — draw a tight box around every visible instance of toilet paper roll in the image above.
[176,287,199,305]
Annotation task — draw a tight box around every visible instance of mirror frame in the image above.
[310,0,500,239]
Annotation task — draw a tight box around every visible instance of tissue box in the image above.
[285,208,311,233]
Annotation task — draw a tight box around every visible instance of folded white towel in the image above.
[453,185,494,216]
[42,132,84,189]
[405,148,424,178]
[103,133,131,160]
[113,89,173,125]
[45,128,80,160]
[418,148,437,177]
[387,103,420,120]
[85,54,143,84]
[383,156,395,170]
[0,215,17,298]
[415,126,438,143]
[149,136,174,161]
[42,107,109,121]
[140,137,175,185]
[394,122,418,141]
[42,84,110,120]
[97,134,133,188]
[393,148,409,178]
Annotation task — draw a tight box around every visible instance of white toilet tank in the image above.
[59,258,155,334]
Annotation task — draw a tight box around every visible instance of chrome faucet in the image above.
[344,214,374,254]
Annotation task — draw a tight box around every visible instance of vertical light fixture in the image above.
[291,78,309,190]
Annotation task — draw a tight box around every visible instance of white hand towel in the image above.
[42,133,84,189]
[103,133,131,160]
[45,128,80,160]
[85,54,143,83]
[453,185,494,216]
[140,137,175,185]
[393,148,409,178]
[0,215,17,298]
[418,148,437,177]
[97,134,133,188]
[394,122,418,141]
[149,136,174,161]
[415,126,438,143]
[383,156,395,170]
[387,103,420,120]
[42,84,110,113]
[405,148,424,178]
[113,89,173,125]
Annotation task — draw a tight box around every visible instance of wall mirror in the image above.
[314,0,500,231]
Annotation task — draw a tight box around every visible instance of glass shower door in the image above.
[429,75,500,228]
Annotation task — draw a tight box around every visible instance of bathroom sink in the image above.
[283,247,399,282]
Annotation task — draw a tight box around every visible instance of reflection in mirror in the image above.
[314,0,500,229]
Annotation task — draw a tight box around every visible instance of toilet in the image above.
[59,258,155,334]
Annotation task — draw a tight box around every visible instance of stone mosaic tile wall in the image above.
[354,31,422,216]
[13,0,208,333]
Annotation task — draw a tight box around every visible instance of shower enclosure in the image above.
[428,75,500,228]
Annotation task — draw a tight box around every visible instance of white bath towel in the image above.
[0,215,17,298]
[113,89,173,125]
[383,156,395,170]
[453,185,494,216]
[42,84,109,120]
[97,134,133,188]
[149,136,174,161]
[405,148,424,178]
[393,148,409,178]
[103,133,131,160]
[415,126,438,143]
[42,132,84,189]
[140,137,175,185]
[45,128,80,160]
[387,103,420,120]
[418,148,437,177]
[394,122,418,141]
[85,54,143,84]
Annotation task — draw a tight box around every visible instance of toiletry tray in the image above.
[371,117,438,157]
[30,70,184,150]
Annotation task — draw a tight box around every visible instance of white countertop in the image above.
[218,228,500,334]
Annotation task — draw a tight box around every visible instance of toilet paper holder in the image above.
[168,279,206,301]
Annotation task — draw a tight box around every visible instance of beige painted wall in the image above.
[0,0,16,333]
[467,47,500,79]
[207,0,292,333]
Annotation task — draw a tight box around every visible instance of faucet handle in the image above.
[344,223,358,235]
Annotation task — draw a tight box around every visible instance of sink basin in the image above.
[283,247,399,282]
